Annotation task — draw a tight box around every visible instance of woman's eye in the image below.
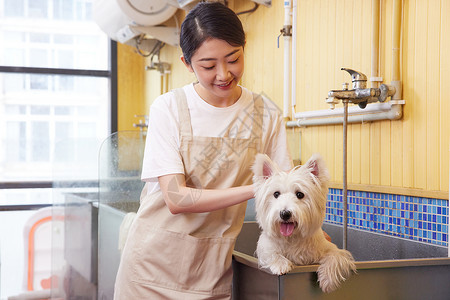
[273,191,280,198]
[296,191,304,199]
[229,57,239,64]
[203,66,214,70]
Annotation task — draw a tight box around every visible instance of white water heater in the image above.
[93,0,271,50]
[93,0,191,47]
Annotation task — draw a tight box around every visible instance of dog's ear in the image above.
[304,153,330,184]
[252,154,279,183]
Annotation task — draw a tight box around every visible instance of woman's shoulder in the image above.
[152,90,176,108]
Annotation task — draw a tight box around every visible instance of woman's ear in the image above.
[180,55,194,73]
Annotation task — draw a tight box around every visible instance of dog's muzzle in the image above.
[280,210,296,237]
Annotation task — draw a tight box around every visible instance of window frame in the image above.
[0,40,117,189]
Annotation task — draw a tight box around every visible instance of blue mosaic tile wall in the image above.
[326,188,449,247]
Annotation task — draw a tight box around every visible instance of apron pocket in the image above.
[131,226,185,291]
[131,224,235,294]
[178,233,235,294]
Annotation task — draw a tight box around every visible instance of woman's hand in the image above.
[159,173,254,214]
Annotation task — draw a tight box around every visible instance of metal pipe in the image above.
[283,36,291,118]
[342,100,349,250]
[391,0,402,100]
[294,102,392,120]
[371,0,381,89]
[392,0,401,82]
[283,0,292,118]
[291,0,297,113]
[286,102,403,127]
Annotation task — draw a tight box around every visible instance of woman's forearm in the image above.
[159,173,254,214]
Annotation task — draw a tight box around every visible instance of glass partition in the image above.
[47,131,145,299]
[51,137,102,299]
[97,131,145,299]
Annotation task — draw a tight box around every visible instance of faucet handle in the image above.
[341,68,367,81]
[341,68,367,89]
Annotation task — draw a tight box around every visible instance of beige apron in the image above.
[114,88,263,299]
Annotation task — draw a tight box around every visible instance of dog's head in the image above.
[252,153,330,239]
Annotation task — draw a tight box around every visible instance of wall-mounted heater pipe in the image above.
[286,102,402,127]
[282,0,292,118]
[291,0,297,116]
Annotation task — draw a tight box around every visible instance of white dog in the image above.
[252,153,356,293]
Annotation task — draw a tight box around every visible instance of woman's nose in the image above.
[216,63,229,80]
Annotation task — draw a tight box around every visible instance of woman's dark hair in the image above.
[180,2,246,65]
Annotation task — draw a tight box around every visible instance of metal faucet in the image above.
[326,68,396,109]
[325,68,396,250]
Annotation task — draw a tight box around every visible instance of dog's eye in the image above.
[296,191,304,199]
[273,191,280,198]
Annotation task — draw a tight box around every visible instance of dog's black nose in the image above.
[280,210,292,221]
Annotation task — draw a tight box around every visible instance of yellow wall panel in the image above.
[318,0,328,112]
[380,121,391,186]
[317,125,327,166]
[391,120,403,187]
[402,0,415,188]
[334,125,343,182]
[251,8,264,92]
[117,43,146,131]
[351,124,361,184]
[326,0,337,106]
[426,0,441,191]
[325,126,336,175]
[262,6,275,100]
[440,0,450,192]
[296,1,306,112]
[413,0,428,190]
[370,122,381,185]
[310,0,321,111]
[346,124,353,183]
[144,70,162,112]
[360,123,371,185]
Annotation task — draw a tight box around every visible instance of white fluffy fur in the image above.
[252,153,356,293]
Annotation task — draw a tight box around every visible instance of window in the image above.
[0,1,115,297]
[0,0,115,183]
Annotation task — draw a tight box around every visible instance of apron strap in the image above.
[174,87,264,150]
[173,88,193,138]
[251,93,264,152]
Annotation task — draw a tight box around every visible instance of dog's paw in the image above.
[268,255,294,275]
[317,249,356,293]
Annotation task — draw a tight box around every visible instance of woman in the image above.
[114,2,292,299]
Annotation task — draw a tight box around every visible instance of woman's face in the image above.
[182,38,245,107]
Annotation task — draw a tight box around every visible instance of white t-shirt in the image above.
[141,83,293,194]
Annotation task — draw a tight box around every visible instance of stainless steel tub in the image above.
[232,222,450,300]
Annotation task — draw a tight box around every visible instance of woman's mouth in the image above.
[216,80,233,89]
